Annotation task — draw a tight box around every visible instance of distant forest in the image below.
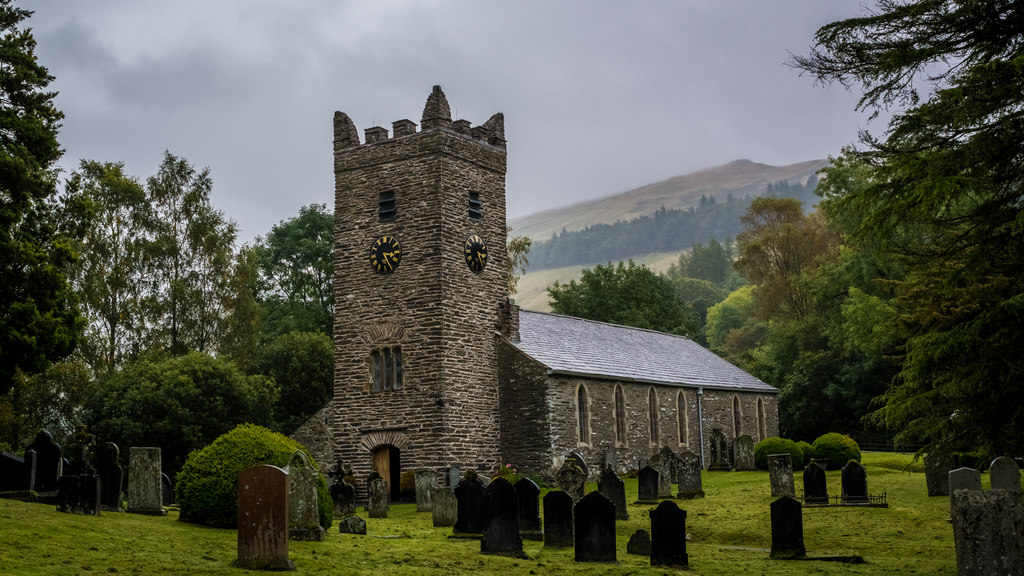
[525,177,819,271]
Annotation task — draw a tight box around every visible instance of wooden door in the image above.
[373,446,391,495]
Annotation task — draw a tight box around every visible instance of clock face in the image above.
[370,235,401,274]
[464,234,487,273]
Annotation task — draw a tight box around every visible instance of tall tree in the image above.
[0,2,89,393]
[506,226,532,296]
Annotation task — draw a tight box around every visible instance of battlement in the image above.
[333,85,505,153]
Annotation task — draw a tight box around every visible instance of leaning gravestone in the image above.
[285,451,324,542]
[598,466,629,520]
[950,488,1024,576]
[555,458,586,502]
[453,471,487,535]
[514,477,543,539]
[708,428,732,471]
[26,430,62,495]
[637,466,660,503]
[924,453,952,496]
[431,487,457,528]
[574,490,616,563]
[237,464,295,571]
[676,451,704,499]
[338,515,366,535]
[626,529,651,556]
[481,477,523,557]
[94,442,123,512]
[415,469,437,513]
[650,500,689,568]
[948,467,982,514]
[770,496,806,559]
[989,456,1022,497]
[127,447,166,515]
[543,490,574,548]
[649,453,673,498]
[367,477,388,519]
[802,461,828,505]
[841,460,868,504]
[768,453,795,498]
[733,434,756,471]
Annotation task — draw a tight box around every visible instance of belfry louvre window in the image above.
[371,346,403,392]
[379,191,396,222]
[468,191,482,221]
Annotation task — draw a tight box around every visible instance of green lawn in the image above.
[0,452,957,575]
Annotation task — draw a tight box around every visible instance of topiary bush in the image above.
[796,441,813,465]
[810,432,862,470]
[176,423,332,529]
[754,437,804,470]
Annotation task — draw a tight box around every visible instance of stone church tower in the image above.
[330,86,509,497]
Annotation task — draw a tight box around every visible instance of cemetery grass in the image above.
[0,452,956,575]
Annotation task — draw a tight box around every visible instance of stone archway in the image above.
[360,430,410,501]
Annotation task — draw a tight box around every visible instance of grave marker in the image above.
[924,454,952,496]
[453,471,487,535]
[514,477,543,539]
[481,477,523,556]
[650,500,688,568]
[431,487,457,527]
[989,457,1021,497]
[94,442,123,512]
[56,470,101,515]
[338,515,366,535]
[367,477,388,519]
[26,430,62,494]
[676,450,704,499]
[948,467,982,513]
[127,447,166,515]
[841,460,868,504]
[708,428,732,471]
[950,488,1024,575]
[733,434,756,470]
[597,466,629,520]
[415,469,437,512]
[285,451,324,541]
[237,465,295,571]
[574,490,616,563]
[802,461,828,505]
[768,453,795,498]
[637,465,660,503]
[626,529,651,556]
[649,452,673,497]
[543,490,573,548]
[770,496,806,559]
[555,458,586,502]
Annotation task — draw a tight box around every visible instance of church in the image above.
[294,86,779,498]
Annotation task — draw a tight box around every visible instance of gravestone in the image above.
[637,466,660,503]
[555,458,586,502]
[989,456,1022,497]
[802,461,828,505]
[367,477,388,519]
[567,451,589,478]
[56,470,101,515]
[604,448,618,472]
[948,467,982,513]
[332,480,356,517]
[733,434,756,471]
[237,464,295,571]
[768,453,795,498]
[415,469,437,512]
[676,451,704,499]
[924,454,952,496]
[26,430,62,494]
[161,473,174,506]
[453,471,487,534]
[543,490,573,548]
[338,515,366,535]
[650,500,689,568]
[574,490,616,563]
[127,447,166,515]
[841,460,868,504]
[448,466,460,488]
[597,466,629,520]
[659,446,680,483]
[94,442,123,512]
[285,451,324,541]
[950,488,1024,576]
[708,428,733,471]
[770,496,806,559]
[481,477,523,556]
[0,451,35,492]
[626,529,651,556]
[431,487,457,527]
[648,453,673,498]
[514,477,543,539]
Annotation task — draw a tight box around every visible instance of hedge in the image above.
[753,437,804,470]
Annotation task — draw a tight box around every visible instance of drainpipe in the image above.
[697,387,706,469]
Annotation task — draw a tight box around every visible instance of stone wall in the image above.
[291,400,334,468]
[496,340,553,471]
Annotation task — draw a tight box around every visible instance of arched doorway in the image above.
[372,445,402,501]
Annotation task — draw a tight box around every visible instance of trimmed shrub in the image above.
[176,423,332,529]
[754,437,804,470]
[810,433,862,470]
[796,441,813,465]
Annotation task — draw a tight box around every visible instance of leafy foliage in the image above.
[251,331,333,434]
[753,436,804,470]
[0,361,94,450]
[810,432,862,470]
[506,226,532,296]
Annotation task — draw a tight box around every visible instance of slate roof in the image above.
[511,310,777,393]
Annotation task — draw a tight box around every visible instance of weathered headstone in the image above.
[481,477,523,556]
[802,461,828,505]
[650,500,688,568]
[94,442,123,512]
[555,458,586,502]
[127,447,166,515]
[949,467,982,513]
[415,469,437,513]
[770,496,806,559]
[733,434,756,471]
[604,448,618,472]
[338,515,366,535]
[26,430,62,494]
[989,456,1022,497]
[332,480,356,517]
[626,529,651,556]
[285,451,324,541]
[574,490,616,563]
[448,466,460,488]
[924,453,952,497]
[841,460,868,504]
[659,446,680,483]
[708,428,733,471]
[367,477,388,519]
[637,465,660,503]
[950,488,1024,576]
[543,490,573,548]
[237,464,295,571]
[768,453,795,498]
[56,470,101,515]
[453,471,487,534]
[567,451,589,478]
[431,487,457,527]
[514,477,542,539]
[676,451,704,499]
[649,453,673,498]
[597,466,629,520]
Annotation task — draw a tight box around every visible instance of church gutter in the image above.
[697,387,706,469]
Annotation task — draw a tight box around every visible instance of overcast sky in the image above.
[30,1,874,243]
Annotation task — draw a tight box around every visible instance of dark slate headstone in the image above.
[733,434,756,471]
[431,487,457,527]
[285,451,324,542]
[949,467,982,514]
[237,464,295,571]
[989,456,1022,497]
[574,490,616,563]
[841,460,868,504]
[453,472,487,534]
[55,471,101,515]
[161,473,174,506]
[0,452,31,492]
[676,450,704,499]
[367,477,388,519]
[597,466,629,520]
[555,458,586,502]
[650,500,688,568]
[708,428,732,471]
[481,477,523,556]
[26,430,62,494]
[648,453,673,498]
[338,515,366,535]
[127,447,166,515]
[604,448,618,472]
[951,487,1024,576]
[514,477,542,539]
[94,442,123,512]
[332,480,356,517]
[626,529,651,556]
[768,453,795,498]
[414,469,437,513]
[770,496,806,559]
[924,454,952,497]
[637,465,660,503]
[802,461,828,505]
[543,490,573,548]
